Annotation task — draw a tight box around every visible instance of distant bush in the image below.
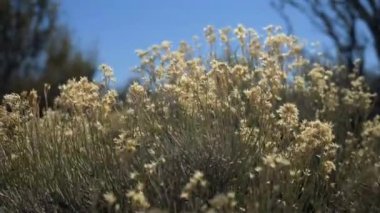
[0,25,379,212]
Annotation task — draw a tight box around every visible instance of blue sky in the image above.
[60,1,332,87]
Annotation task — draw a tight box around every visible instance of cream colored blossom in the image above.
[234,24,246,43]
[103,192,117,205]
[277,103,299,127]
[114,131,139,154]
[161,40,172,50]
[208,192,237,210]
[263,154,291,168]
[102,89,118,115]
[99,64,114,78]
[128,82,146,102]
[204,25,216,44]
[3,93,22,112]
[298,120,334,146]
[181,170,207,200]
[219,27,231,43]
[126,182,150,209]
[323,160,336,174]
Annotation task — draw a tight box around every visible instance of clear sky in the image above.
[60,1,331,87]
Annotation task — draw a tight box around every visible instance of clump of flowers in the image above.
[103,192,117,205]
[102,89,118,115]
[203,192,237,212]
[55,77,100,112]
[55,64,119,116]
[2,93,22,112]
[126,182,150,210]
[295,120,336,157]
[180,170,207,200]
[114,130,139,155]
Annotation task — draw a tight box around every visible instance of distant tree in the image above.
[271,0,380,74]
[0,0,96,106]
[271,0,380,115]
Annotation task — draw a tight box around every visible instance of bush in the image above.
[0,25,379,212]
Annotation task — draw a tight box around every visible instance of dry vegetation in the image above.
[0,25,380,212]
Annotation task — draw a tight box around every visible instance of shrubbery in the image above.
[0,25,379,212]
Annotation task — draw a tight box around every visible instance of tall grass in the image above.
[0,25,379,212]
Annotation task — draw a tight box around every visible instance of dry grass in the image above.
[0,25,379,212]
